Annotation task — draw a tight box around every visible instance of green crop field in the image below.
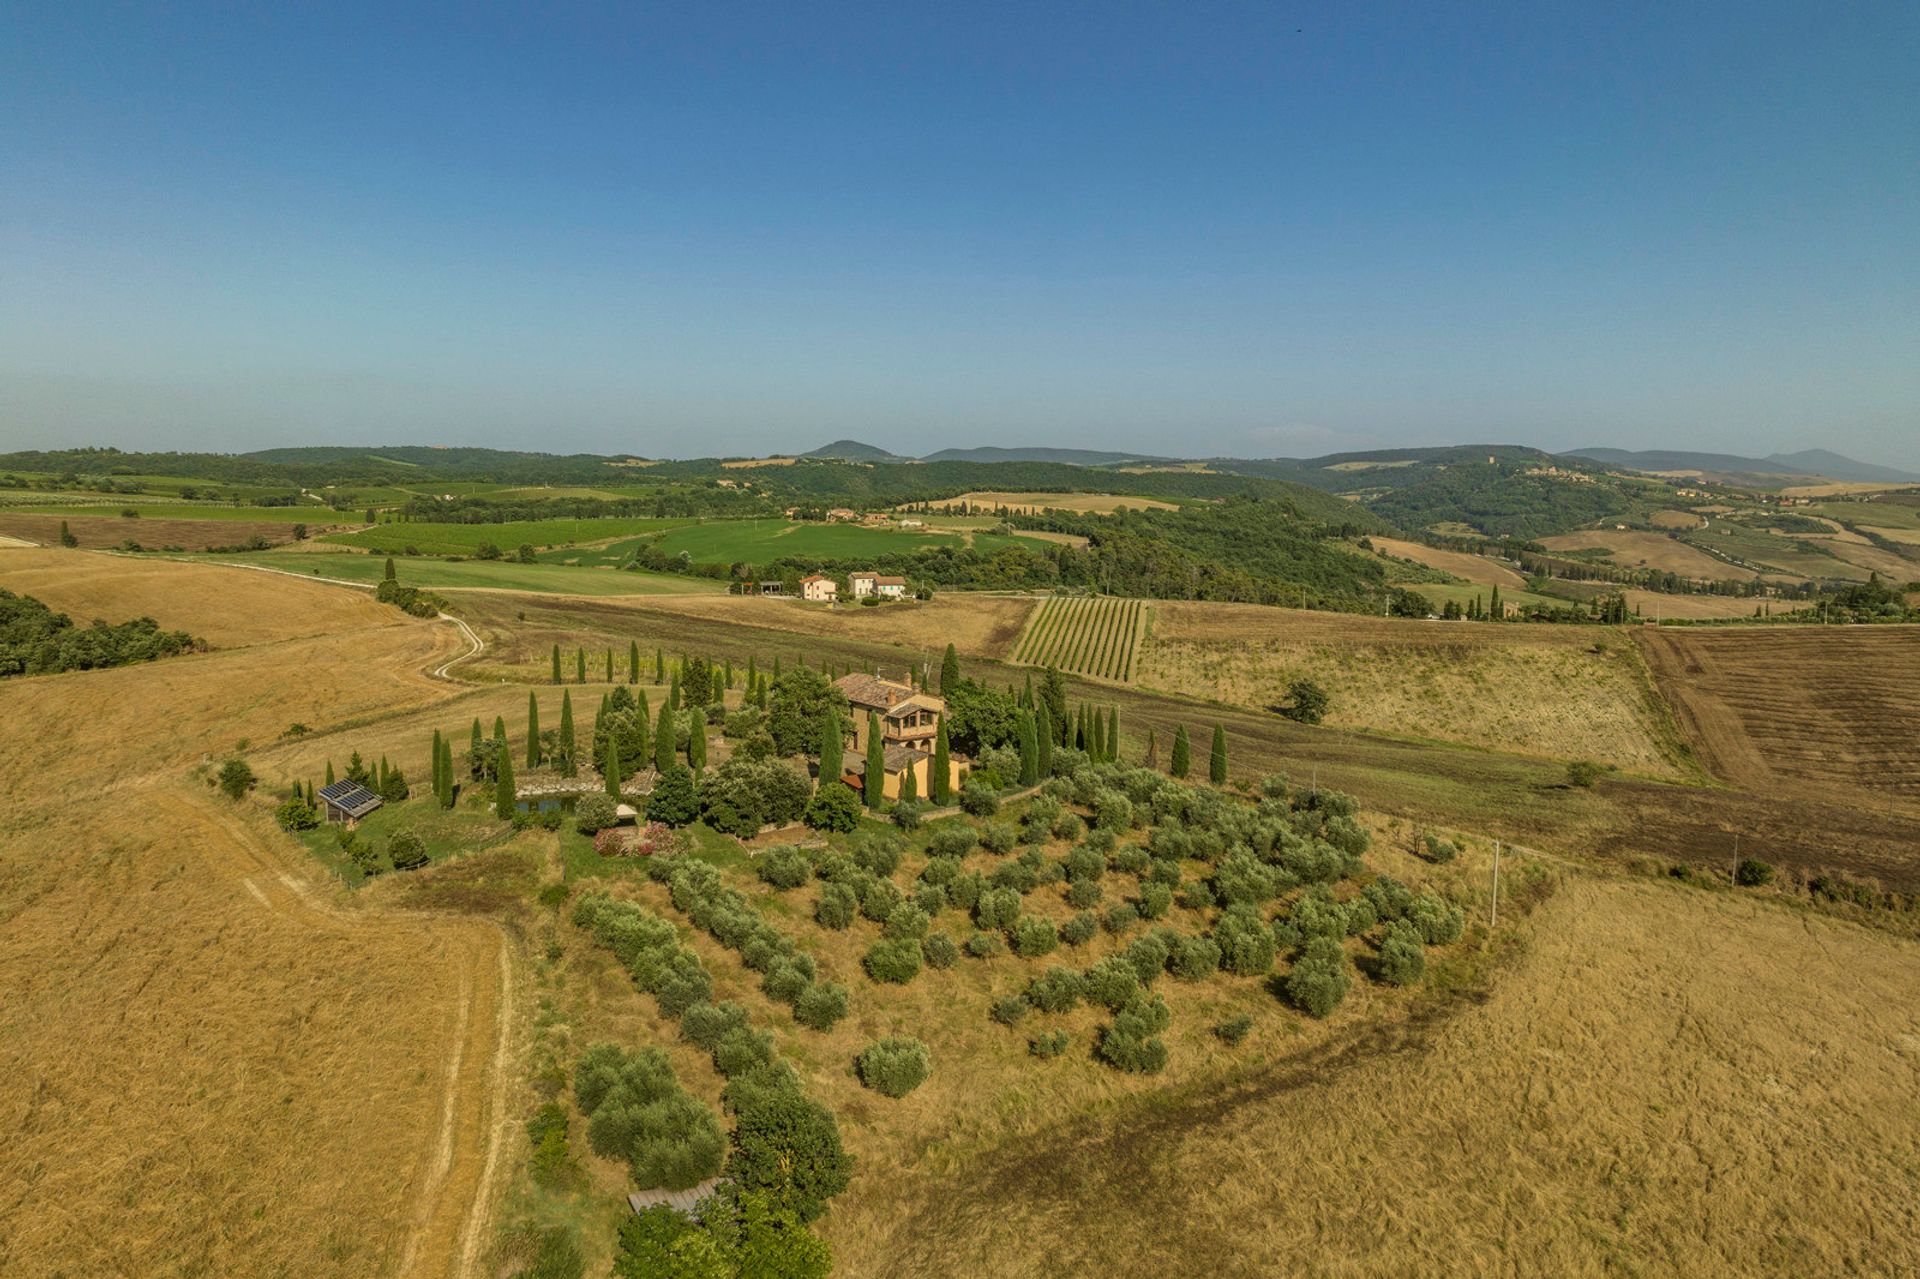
[1015,595,1147,681]
[193,550,724,596]
[324,517,693,556]
[648,518,972,561]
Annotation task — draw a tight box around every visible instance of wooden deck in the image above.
[628,1175,723,1217]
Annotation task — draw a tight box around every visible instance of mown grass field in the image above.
[646,517,1035,562]
[198,549,725,596]
[1015,595,1147,681]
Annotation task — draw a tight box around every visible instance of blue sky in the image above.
[2,3,1915,464]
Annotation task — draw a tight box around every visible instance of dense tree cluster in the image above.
[0,589,199,676]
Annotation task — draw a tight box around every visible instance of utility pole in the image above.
[1490,840,1502,929]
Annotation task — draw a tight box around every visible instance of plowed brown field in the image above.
[1636,625,1920,813]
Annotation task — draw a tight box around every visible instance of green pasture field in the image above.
[1807,500,1920,532]
[325,517,692,556]
[1681,524,1864,580]
[196,549,724,596]
[648,518,970,561]
[1407,582,1572,613]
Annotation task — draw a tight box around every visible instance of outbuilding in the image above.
[318,779,384,826]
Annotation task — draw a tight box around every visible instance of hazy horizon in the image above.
[4,5,1915,468]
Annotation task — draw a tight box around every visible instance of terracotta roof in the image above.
[847,743,931,774]
[882,692,945,718]
[799,574,833,584]
[872,575,907,586]
[834,672,915,710]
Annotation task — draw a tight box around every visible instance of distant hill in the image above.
[1564,447,1920,484]
[918,445,1179,466]
[798,440,902,462]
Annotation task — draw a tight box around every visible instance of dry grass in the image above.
[0,559,511,1279]
[1637,625,1920,812]
[1651,509,1706,529]
[1368,537,1526,588]
[0,511,324,551]
[911,491,1178,515]
[1539,529,1756,580]
[1780,480,1920,497]
[836,871,1920,1278]
[1136,601,1689,777]
[0,548,395,646]
[1622,590,1809,620]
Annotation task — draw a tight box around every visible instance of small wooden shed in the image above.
[318,779,384,826]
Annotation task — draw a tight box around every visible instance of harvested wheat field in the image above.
[1136,602,1689,777]
[0,556,512,1279]
[841,873,1920,1278]
[1622,589,1809,620]
[1538,529,1754,580]
[912,490,1178,515]
[1369,537,1526,588]
[1636,624,1920,812]
[0,548,394,646]
[0,510,321,551]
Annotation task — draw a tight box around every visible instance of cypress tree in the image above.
[576,648,586,683]
[551,644,561,684]
[526,693,542,768]
[306,779,317,808]
[1209,723,1228,785]
[495,743,516,820]
[654,700,675,774]
[772,655,781,682]
[931,718,952,805]
[900,761,918,804]
[384,556,396,582]
[687,711,706,771]
[431,729,443,797]
[1171,726,1191,778]
[1090,708,1106,762]
[1143,728,1158,771]
[1017,711,1039,785]
[746,655,757,691]
[443,737,456,807]
[1075,704,1089,751]
[655,647,665,682]
[1035,703,1053,776]
[819,710,844,787]
[628,640,640,683]
[557,692,576,777]
[1021,672,1034,709]
[634,691,651,762]
[326,759,336,786]
[1490,585,1502,620]
[1106,706,1119,763]
[605,736,622,797]
[668,669,681,709]
[724,658,735,689]
[605,649,613,683]
[59,519,77,547]
[864,712,885,807]
[940,643,960,692]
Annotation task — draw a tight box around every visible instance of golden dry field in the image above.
[909,491,1178,515]
[1134,601,1690,778]
[0,552,514,1279]
[1650,508,1706,529]
[0,510,325,550]
[1538,529,1755,580]
[1780,480,1920,497]
[1620,589,1809,620]
[844,872,1920,1278]
[1368,536,1526,588]
[1636,625,1920,813]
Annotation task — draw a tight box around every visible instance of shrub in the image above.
[216,758,256,801]
[990,994,1031,1025]
[1081,956,1141,1011]
[1065,844,1106,884]
[855,1036,930,1098]
[388,829,429,871]
[1025,966,1084,1013]
[926,825,977,859]
[1051,812,1085,841]
[713,1026,777,1077]
[573,793,618,834]
[1343,896,1379,936]
[792,982,849,1031]
[761,963,809,1005]
[1407,891,1465,945]
[1065,877,1104,909]
[526,1102,577,1192]
[1280,677,1329,725]
[959,784,1000,817]
[1094,1025,1167,1074]
[680,1001,751,1052]
[1213,1014,1254,1045]
[862,938,923,984]
[1566,759,1603,788]
[1028,1030,1071,1058]
[1423,834,1458,863]
[988,860,1038,894]
[1212,906,1277,976]
[884,902,931,942]
[1168,934,1222,981]
[1179,879,1216,911]
[921,932,959,969]
[1059,912,1099,947]
[860,877,904,923]
[1123,933,1170,984]
[1735,858,1776,887]
[1092,789,1133,831]
[1136,882,1174,920]
[1111,844,1150,876]
[944,871,983,914]
[974,887,1022,931]
[814,882,858,930]
[274,795,320,831]
[1011,915,1058,957]
[803,781,863,832]
[852,833,904,877]
[964,931,1006,959]
[890,799,926,831]
[756,846,813,890]
[1284,937,1351,1018]
[1375,920,1426,986]
[978,822,1017,855]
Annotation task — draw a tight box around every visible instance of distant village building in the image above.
[850,572,909,600]
[318,780,384,827]
[758,580,784,596]
[825,508,857,522]
[799,574,838,602]
[897,517,924,529]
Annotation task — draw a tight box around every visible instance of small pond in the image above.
[516,795,579,815]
